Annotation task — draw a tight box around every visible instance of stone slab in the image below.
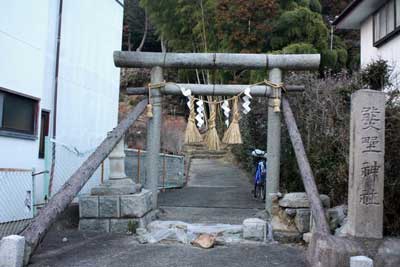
[242,218,266,241]
[110,219,139,234]
[348,89,385,239]
[279,193,330,209]
[303,232,312,243]
[139,209,159,228]
[328,205,347,231]
[273,231,302,243]
[79,210,157,233]
[285,208,297,217]
[79,219,110,232]
[120,189,152,218]
[295,209,311,233]
[375,238,400,267]
[307,232,364,267]
[91,179,141,196]
[80,190,152,219]
[0,235,25,267]
[350,256,373,267]
[99,196,120,218]
[79,195,99,218]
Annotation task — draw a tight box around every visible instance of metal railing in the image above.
[125,148,185,189]
[45,138,109,199]
[0,168,34,239]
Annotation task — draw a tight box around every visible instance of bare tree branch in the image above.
[136,10,148,52]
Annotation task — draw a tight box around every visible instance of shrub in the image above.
[361,59,393,90]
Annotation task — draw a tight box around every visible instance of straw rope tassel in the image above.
[223,96,242,144]
[184,97,203,144]
[204,103,221,151]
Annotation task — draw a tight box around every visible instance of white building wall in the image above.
[0,0,124,204]
[0,0,58,168]
[50,0,123,197]
[360,16,400,77]
[56,0,122,150]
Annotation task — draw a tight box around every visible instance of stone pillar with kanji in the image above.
[348,89,385,239]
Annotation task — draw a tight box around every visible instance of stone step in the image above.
[187,150,228,159]
[183,143,229,153]
[191,154,225,159]
[183,143,205,148]
[182,144,207,152]
[191,150,227,155]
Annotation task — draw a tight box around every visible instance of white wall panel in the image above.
[56,0,123,151]
[0,0,123,204]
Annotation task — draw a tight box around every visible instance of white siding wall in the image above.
[0,0,123,203]
[56,0,122,150]
[0,0,58,168]
[361,16,400,78]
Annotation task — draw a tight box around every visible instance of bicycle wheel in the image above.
[261,183,266,200]
[254,184,261,199]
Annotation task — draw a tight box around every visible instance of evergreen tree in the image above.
[139,0,349,70]
[140,0,218,52]
[270,0,348,70]
[215,0,277,53]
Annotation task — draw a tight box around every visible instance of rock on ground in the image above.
[242,218,266,241]
[328,205,347,231]
[279,193,330,209]
[375,238,400,267]
[0,235,25,267]
[294,209,311,233]
[350,256,373,267]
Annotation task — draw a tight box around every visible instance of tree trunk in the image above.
[22,99,148,259]
[136,11,148,52]
[282,96,330,235]
[161,35,166,53]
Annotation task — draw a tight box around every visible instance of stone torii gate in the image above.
[113,51,320,215]
[20,51,332,262]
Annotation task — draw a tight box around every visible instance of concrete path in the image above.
[28,158,307,267]
[29,230,306,267]
[159,159,264,224]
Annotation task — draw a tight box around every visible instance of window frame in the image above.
[373,0,400,47]
[38,110,50,159]
[0,87,39,140]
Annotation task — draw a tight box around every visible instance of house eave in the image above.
[333,0,386,29]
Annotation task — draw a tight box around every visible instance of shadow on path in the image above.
[159,158,264,224]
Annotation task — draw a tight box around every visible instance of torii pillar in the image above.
[145,66,163,209]
[265,68,282,214]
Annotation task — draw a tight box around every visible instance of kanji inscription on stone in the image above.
[348,89,385,239]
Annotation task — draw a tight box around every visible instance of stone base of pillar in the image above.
[79,210,158,233]
[90,178,142,196]
[80,139,156,233]
[266,192,331,243]
[307,233,400,267]
[79,187,155,233]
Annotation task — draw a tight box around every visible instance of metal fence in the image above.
[0,142,184,240]
[0,169,34,239]
[125,149,185,189]
[45,138,109,198]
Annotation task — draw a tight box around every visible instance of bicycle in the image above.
[251,149,267,201]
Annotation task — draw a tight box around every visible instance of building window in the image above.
[373,0,400,47]
[39,111,50,158]
[0,89,38,139]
